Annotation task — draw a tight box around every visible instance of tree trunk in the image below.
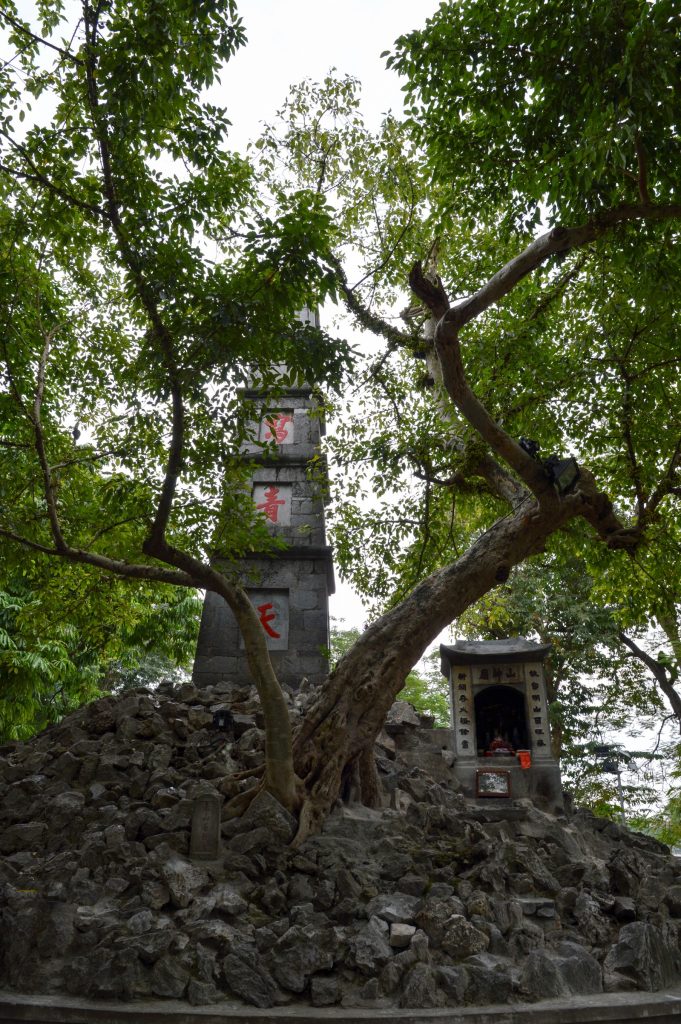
[292,494,571,842]
[357,747,381,808]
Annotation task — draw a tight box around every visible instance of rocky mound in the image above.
[1,681,680,1009]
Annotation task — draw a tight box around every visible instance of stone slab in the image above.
[2,988,681,1023]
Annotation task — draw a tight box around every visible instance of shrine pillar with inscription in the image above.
[192,310,335,692]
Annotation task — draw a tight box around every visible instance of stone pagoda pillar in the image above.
[192,310,335,692]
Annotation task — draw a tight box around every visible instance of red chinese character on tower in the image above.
[264,413,293,443]
[257,602,280,639]
[256,485,286,523]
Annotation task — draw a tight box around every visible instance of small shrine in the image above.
[440,637,563,813]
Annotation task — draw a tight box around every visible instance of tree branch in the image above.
[327,253,414,350]
[635,134,650,205]
[619,631,681,732]
[409,260,551,499]
[646,435,681,521]
[0,11,84,65]
[444,204,681,333]
[409,203,681,520]
[0,136,104,218]
[81,12,184,550]
[29,326,67,551]
[0,527,197,587]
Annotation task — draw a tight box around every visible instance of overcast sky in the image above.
[217,1,438,152]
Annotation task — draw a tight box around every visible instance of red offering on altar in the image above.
[517,750,531,770]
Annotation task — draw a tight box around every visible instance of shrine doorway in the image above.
[474,685,529,753]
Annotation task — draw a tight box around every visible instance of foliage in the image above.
[0,0,353,759]
[0,0,352,575]
[630,760,681,848]
[0,556,200,739]
[389,0,681,229]
[256,59,681,641]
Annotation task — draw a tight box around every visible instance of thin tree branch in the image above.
[635,134,650,205]
[0,12,84,65]
[30,326,67,551]
[0,137,104,218]
[444,204,681,333]
[81,11,184,551]
[647,436,681,520]
[0,527,197,587]
[619,631,681,731]
[48,448,124,472]
[326,253,414,350]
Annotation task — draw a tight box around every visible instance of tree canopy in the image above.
[0,0,680,838]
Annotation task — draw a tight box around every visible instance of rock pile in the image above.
[1,683,680,1009]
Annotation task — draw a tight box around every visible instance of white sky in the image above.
[217,1,438,151]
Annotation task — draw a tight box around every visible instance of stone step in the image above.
[2,987,681,1023]
[467,799,530,822]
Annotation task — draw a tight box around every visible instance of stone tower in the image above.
[192,309,335,692]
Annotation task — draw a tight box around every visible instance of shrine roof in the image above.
[440,637,552,669]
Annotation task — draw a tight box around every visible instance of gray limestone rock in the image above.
[441,915,489,960]
[310,974,341,1006]
[158,853,209,909]
[385,702,422,734]
[269,922,337,992]
[604,921,679,991]
[399,963,447,1008]
[551,941,603,995]
[390,922,416,948]
[507,918,546,957]
[213,883,247,916]
[187,979,221,1005]
[221,953,278,1008]
[4,680,681,1012]
[141,880,170,910]
[435,965,468,1003]
[665,885,681,916]
[397,873,428,896]
[0,821,47,854]
[574,890,613,946]
[411,928,431,962]
[227,827,272,855]
[367,892,421,924]
[128,929,175,966]
[49,789,86,822]
[287,872,315,903]
[519,951,568,1000]
[228,786,294,843]
[613,895,638,922]
[151,954,190,998]
[351,915,393,974]
[415,895,467,944]
[464,963,513,1005]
